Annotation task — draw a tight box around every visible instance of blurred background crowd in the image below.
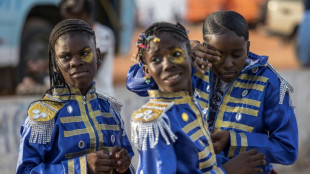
[0,0,309,173]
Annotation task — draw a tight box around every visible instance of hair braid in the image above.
[203,10,249,41]
[46,19,95,94]
[135,22,190,64]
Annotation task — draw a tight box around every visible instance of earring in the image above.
[144,76,151,84]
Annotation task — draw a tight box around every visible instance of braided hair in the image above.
[47,18,96,94]
[203,10,249,42]
[135,22,190,64]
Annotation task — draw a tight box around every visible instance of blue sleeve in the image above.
[136,139,177,174]
[126,63,157,96]
[16,121,88,174]
[226,89,298,165]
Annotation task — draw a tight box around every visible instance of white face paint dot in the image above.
[67,105,73,114]
[235,113,242,121]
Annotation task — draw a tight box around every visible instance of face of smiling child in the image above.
[143,32,192,94]
[204,29,250,83]
[54,33,100,94]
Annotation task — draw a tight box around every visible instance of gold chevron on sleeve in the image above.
[68,158,74,174]
[228,131,237,157]
[239,132,248,153]
[79,156,87,174]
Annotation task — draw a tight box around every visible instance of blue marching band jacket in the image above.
[127,52,298,174]
[17,83,135,174]
[131,90,226,174]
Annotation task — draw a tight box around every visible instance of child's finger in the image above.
[249,167,264,174]
[192,56,205,74]
[115,148,128,159]
[196,57,212,68]
[246,148,258,155]
[252,158,266,167]
[110,146,121,156]
[252,153,265,161]
[97,150,111,159]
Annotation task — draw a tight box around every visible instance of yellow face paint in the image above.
[80,48,93,63]
[153,37,161,43]
[212,51,225,65]
[168,48,186,64]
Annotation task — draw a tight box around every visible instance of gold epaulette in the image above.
[131,100,177,150]
[28,96,64,122]
[25,95,64,144]
[132,100,174,122]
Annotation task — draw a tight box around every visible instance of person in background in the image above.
[130,21,266,174]
[127,11,298,174]
[297,0,310,67]
[60,0,116,96]
[16,19,134,174]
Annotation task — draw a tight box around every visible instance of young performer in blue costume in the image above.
[130,21,265,174]
[127,11,298,174]
[17,19,134,174]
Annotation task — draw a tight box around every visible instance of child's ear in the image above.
[96,48,103,65]
[143,64,151,78]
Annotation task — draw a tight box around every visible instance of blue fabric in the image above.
[134,91,226,174]
[126,63,157,97]
[16,84,134,174]
[127,52,298,174]
[193,52,298,174]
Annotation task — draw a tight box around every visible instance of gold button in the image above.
[182,113,189,122]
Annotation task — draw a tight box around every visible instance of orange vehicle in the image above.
[186,0,267,27]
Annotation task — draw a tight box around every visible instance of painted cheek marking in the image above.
[80,48,94,63]
[212,51,225,65]
[169,48,186,64]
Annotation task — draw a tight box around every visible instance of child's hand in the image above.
[190,40,220,73]
[111,146,131,173]
[211,130,230,154]
[223,149,266,174]
[87,150,116,174]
